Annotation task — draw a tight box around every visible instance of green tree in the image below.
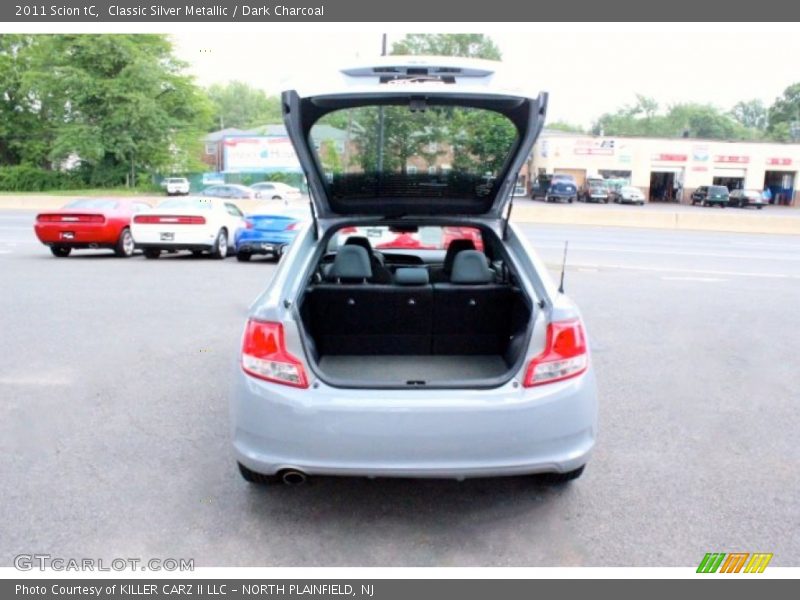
[22,34,211,186]
[390,34,502,60]
[730,99,768,131]
[547,120,586,134]
[767,83,800,141]
[207,81,281,130]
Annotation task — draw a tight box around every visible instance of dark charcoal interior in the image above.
[298,241,533,385]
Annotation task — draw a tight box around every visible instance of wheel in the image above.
[238,462,280,485]
[191,250,204,257]
[210,229,228,259]
[568,197,574,203]
[638,202,644,206]
[236,251,251,262]
[541,465,585,484]
[143,248,161,259]
[114,228,134,257]
[271,195,281,201]
[50,246,71,258]
[603,198,609,204]
[757,205,763,210]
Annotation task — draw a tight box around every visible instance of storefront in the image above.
[530,131,800,206]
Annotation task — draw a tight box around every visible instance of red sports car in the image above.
[34,198,152,257]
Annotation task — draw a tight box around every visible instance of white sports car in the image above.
[131,197,246,259]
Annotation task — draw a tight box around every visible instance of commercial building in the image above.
[530,130,800,206]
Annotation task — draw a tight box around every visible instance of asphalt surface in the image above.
[1,210,799,567]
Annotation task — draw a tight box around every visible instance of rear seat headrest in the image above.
[450,250,493,284]
[330,245,372,280]
[443,239,476,274]
[394,267,429,286]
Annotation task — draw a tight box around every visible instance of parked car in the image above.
[201,184,260,200]
[545,178,578,203]
[250,181,302,201]
[728,189,766,209]
[530,174,552,199]
[34,198,151,258]
[131,197,246,259]
[234,208,308,262]
[231,57,597,487]
[164,177,190,196]
[579,177,609,203]
[512,184,527,197]
[691,185,730,207]
[612,185,646,205]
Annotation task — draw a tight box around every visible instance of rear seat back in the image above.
[306,249,511,357]
[308,260,432,355]
[432,250,512,354]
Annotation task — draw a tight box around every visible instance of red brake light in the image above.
[285,221,298,231]
[245,219,254,229]
[241,320,308,388]
[523,319,589,387]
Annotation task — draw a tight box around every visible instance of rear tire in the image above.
[271,195,281,201]
[143,248,161,259]
[236,251,251,262]
[238,462,281,485]
[757,205,763,210]
[51,246,71,258]
[541,465,585,484]
[114,228,134,257]
[210,229,228,259]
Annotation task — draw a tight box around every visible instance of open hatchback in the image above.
[231,57,598,483]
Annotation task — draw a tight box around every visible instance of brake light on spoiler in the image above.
[133,215,206,224]
[523,319,589,387]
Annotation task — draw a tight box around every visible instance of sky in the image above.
[171,27,800,128]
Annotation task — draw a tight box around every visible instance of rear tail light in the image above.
[339,226,358,234]
[244,219,254,229]
[241,320,308,388]
[285,221,298,231]
[37,214,104,223]
[133,215,206,224]
[523,319,589,387]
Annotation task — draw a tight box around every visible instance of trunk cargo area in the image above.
[299,281,532,386]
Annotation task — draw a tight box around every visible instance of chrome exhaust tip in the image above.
[281,470,307,486]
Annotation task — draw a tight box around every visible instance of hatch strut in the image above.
[502,192,514,240]
[308,191,319,240]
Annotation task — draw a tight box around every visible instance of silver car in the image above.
[230,57,598,486]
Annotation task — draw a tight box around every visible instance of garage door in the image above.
[555,168,586,186]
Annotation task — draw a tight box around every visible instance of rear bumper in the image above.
[131,225,217,249]
[234,230,294,254]
[34,224,120,246]
[231,367,598,479]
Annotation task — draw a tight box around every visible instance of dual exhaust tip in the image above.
[280,469,307,486]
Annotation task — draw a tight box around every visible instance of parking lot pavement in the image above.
[1,212,799,567]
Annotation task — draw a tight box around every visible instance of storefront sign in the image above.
[692,145,710,161]
[766,157,792,166]
[714,155,749,164]
[574,139,615,155]
[691,166,709,172]
[651,153,687,162]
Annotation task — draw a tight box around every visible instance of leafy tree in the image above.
[21,34,212,185]
[730,99,768,131]
[767,83,800,141]
[390,34,501,60]
[207,81,281,130]
[547,121,586,134]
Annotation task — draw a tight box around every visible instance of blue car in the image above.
[234,209,308,262]
[545,177,577,203]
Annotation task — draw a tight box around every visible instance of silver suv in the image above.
[230,58,598,486]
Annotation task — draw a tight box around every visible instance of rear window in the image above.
[710,186,728,194]
[64,199,118,210]
[310,105,518,203]
[333,225,483,251]
[166,178,187,183]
